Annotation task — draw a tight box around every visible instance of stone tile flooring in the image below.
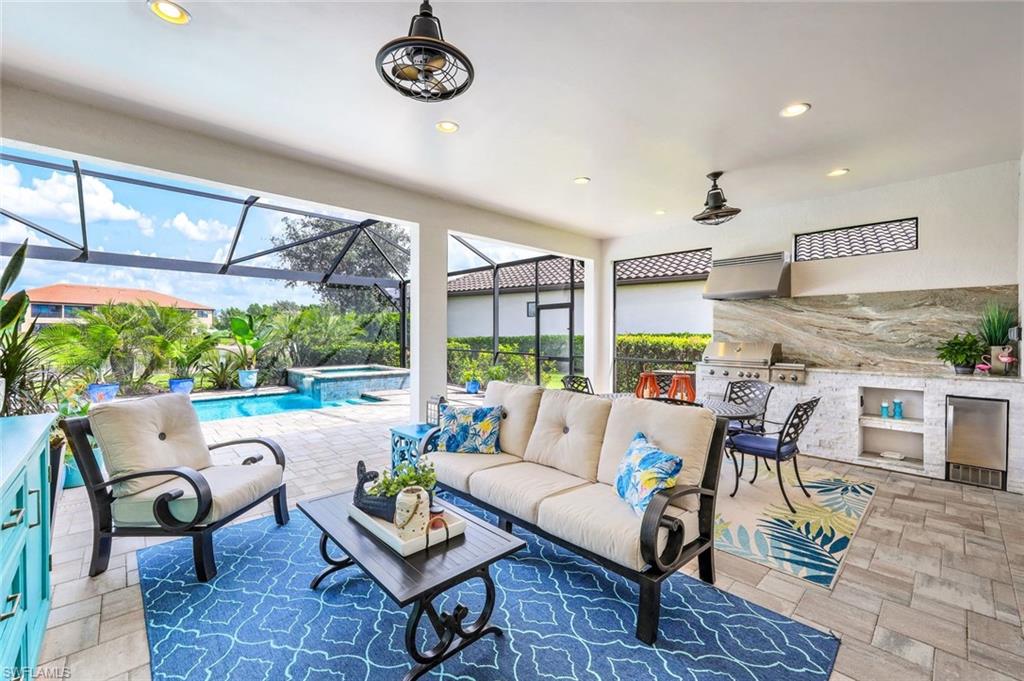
[38,392,1024,680]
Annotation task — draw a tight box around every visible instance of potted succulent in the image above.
[352,459,437,521]
[978,302,1018,376]
[229,314,268,389]
[461,368,482,394]
[936,333,987,375]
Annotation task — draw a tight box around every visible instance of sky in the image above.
[0,143,545,311]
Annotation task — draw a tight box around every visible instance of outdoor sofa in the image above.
[418,381,728,644]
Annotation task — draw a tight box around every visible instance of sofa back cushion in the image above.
[523,390,611,481]
[482,381,543,457]
[597,397,717,490]
[89,393,213,498]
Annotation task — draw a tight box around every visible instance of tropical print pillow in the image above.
[436,405,503,454]
[615,431,683,515]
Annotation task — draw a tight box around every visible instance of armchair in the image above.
[60,393,289,582]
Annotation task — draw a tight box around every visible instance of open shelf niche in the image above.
[857,386,925,473]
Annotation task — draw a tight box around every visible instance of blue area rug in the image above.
[138,496,839,681]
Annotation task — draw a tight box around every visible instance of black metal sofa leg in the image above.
[273,486,290,525]
[636,578,661,644]
[193,532,217,582]
[698,547,715,584]
[88,533,112,577]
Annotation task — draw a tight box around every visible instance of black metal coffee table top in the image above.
[298,492,525,606]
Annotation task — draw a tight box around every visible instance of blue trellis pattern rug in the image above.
[138,496,839,681]
[715,461,877,588]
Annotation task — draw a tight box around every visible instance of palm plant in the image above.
[202,352,239,390]
[138,303,202,385]
[168,331,226,379]
[229,312,271,370]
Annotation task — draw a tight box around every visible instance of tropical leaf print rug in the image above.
[715,457,876,588]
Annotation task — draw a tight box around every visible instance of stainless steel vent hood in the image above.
[703,251,791,300]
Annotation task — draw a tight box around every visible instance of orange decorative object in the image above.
[667,373,696,402]
[634,372,661,399]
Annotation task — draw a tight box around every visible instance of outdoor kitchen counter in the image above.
[698,367,1024,495]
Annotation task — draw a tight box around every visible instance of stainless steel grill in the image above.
[697,340,806,384]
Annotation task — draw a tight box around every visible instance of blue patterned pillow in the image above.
[615,432,683,515]
[436,405,503,454]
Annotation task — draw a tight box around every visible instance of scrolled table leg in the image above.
[310,532,353,589]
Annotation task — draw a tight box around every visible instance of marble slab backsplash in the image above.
[714,285,1019,374]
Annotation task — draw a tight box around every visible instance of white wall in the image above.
[614,280,713,334]
[447,290,584,339]
[0,84,603,418]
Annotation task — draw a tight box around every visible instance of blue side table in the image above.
[390,423,435,468]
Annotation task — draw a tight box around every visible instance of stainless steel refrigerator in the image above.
[946,396,1009,490]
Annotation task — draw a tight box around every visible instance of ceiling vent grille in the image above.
[794,218,918,262]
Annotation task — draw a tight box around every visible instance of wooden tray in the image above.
[347,503,467,557]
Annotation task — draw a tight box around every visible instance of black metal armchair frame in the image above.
[417,415,729,645]
[723,379,774,430]
[725,397,820,514]
[561,374,595,394]
[59,418,289,582]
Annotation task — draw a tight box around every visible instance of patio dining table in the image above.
[600,393,760,421]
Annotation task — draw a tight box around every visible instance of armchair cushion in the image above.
[537,483,698,571]
[482,381,543,457]
[89,393,212,497]
[523,390,611,481]
[597,397,716,510]
[111,463,282,527]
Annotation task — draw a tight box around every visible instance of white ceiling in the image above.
[1,1,1021,239]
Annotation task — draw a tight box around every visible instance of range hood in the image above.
[703,251,791,300]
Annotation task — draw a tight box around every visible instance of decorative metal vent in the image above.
[615,248,712,282]
[794,218,918,262]
[947,463,1005,490]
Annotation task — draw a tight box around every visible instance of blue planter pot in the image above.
[465,380,480,394]
[168,377,195,394]
[64,449,105,489]
[86,382,120,403]
[238,369,259,389]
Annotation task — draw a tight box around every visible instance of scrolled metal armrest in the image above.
[416,426,442,458]
[99,466,213,532]
[640,485,716,573]
[209,437,286,468]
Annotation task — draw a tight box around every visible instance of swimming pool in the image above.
[286,364,409,402]
[192,392,381,422]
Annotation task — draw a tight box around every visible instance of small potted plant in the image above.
[352,459,437,521]
[485,364,508,386]
[229,314,267,389]
[461,368,482,394]
[168,332,223,394]
[936,332,987,375]
[978,302,1018,376]
[50,395,90,499]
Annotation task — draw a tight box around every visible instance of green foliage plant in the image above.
[229,313,270,370]
[0,240,28,333]
[936,333,987,368]
[978,302,1017,347]
[367,459,437,497]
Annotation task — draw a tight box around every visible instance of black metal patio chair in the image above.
[723,379,774,434]
[725,397,820,513]
[561,374,595,394]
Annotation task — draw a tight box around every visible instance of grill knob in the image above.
[708,369,715,375]
[790,374,798,382]
[754,373,760,378]
[722,370,730,377]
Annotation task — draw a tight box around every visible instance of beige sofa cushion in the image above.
[597,397,717,510]
[522,390,611,481]
[425,451,521,492]
[89,393,213,497]
[111,464,282,527]
[468,462,590,524]
[537,483,699,571]
[482,381,543,457]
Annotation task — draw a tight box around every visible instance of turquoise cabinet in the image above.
[0,414,54,680]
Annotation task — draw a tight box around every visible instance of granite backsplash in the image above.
[713,285,1019,374]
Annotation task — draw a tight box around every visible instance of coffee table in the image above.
[298,492,526,681]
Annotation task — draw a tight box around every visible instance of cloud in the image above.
[166,212,234,242]
[0,163,154,235]
[0,219,52,247]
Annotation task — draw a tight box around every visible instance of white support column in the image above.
[584,250,614,393]
[410,222,449,421]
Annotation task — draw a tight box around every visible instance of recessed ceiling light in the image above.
[573,176,591,185]
[827,168,850,177]
[149,0,191,24]
[654,209,666,216]
[779,102,812,118]
[435,120,460,134]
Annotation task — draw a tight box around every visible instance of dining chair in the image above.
[561,374,595,394]
[723,380,774,434]
[725,397,820,513]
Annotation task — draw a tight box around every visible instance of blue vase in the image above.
[893,400,903,420]
[880,402,890,418]
[168,377,195,394]
[465,380,480,394]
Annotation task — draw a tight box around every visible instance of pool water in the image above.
[192,392,381,422]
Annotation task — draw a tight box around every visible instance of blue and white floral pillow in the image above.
[615,432,683,515]
[436,405,503,454]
